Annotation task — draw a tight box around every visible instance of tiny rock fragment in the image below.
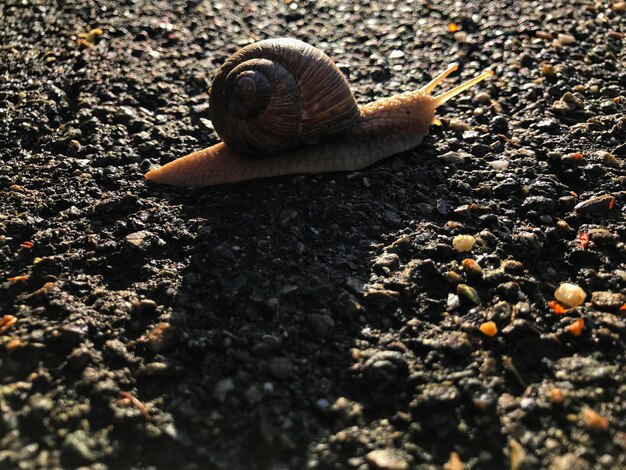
[557,33,576,45]
[457,284,481,305]
[551,453,589,470]
[449,118,471,132]
[6,339,22,350]
[591,291,626,311]
[554,283,586,308]
[479,321,498,337]
[461,258,482,276]
[581,407,609,431]
[452,235,476,253]
[549,387,565,404]
[509,438,527,470]
[142,322,176,352]
[35,282,56,295]
[366,448,409,470]
[573,194,616,216]
[125,230,151,249]
[567,318,584,336]
[447,271,463,285]
[0,315,17,333]
[77,27,103,45]
[556,220,572,231]
[489,159,509,170]
[594,150,619,167]
[453,31,467,42]
[548,301,569,315]
[443,451,466,470]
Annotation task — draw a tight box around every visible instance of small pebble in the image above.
[453,31,468,42]
[581,407,609,431]
[590,291,625,311]
[557,33,576,45]
[457,284,481,305]
[366,449,409,470]
[491,115,509,133]
[554,283,586,308]
[613,2,626,13]
[479,321,498,337]
[489,160,509,170]
[447,293,461,310]
[452,235,476,252]
[542,63,555,76]
[573,194,615,217]
[449,118,471,132]
[594,151,619,167]
[67,139,81,156]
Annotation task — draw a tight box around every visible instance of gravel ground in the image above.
[1,0,625,469]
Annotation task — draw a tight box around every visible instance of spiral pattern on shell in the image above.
[209,38,360,157]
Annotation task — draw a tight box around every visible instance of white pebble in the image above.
[489,160,509,170]
[447,293,461,310]
[554,283,586,307]
[452,235,476,252]
[557,33,576,45]
[453,31,468,42]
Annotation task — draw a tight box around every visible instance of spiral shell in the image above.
[209,38,360,157]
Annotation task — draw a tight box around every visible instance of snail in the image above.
[145,38,493,187]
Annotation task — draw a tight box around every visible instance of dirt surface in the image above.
[1,0,625,469]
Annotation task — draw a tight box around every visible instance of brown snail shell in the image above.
[209,38,360,157]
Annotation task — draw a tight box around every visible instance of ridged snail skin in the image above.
[145,39,493,187]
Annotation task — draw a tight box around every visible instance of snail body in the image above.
[145,38,493,187]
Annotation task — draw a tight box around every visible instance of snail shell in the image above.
[209,38,360,157]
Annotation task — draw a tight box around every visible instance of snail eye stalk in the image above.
[432,69,494,107]
[420,63,458,95]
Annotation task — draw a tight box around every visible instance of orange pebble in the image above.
[550,387,565,404]
[0,315,17,333]
[6,339,22,350]
[582,407,609,431]
[479,321,498,337]
[567,318,584,336]
[548,300,569,315]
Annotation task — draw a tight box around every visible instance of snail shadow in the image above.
[141,160,438,466]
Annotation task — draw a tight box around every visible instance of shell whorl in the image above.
[209,38,360,157]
